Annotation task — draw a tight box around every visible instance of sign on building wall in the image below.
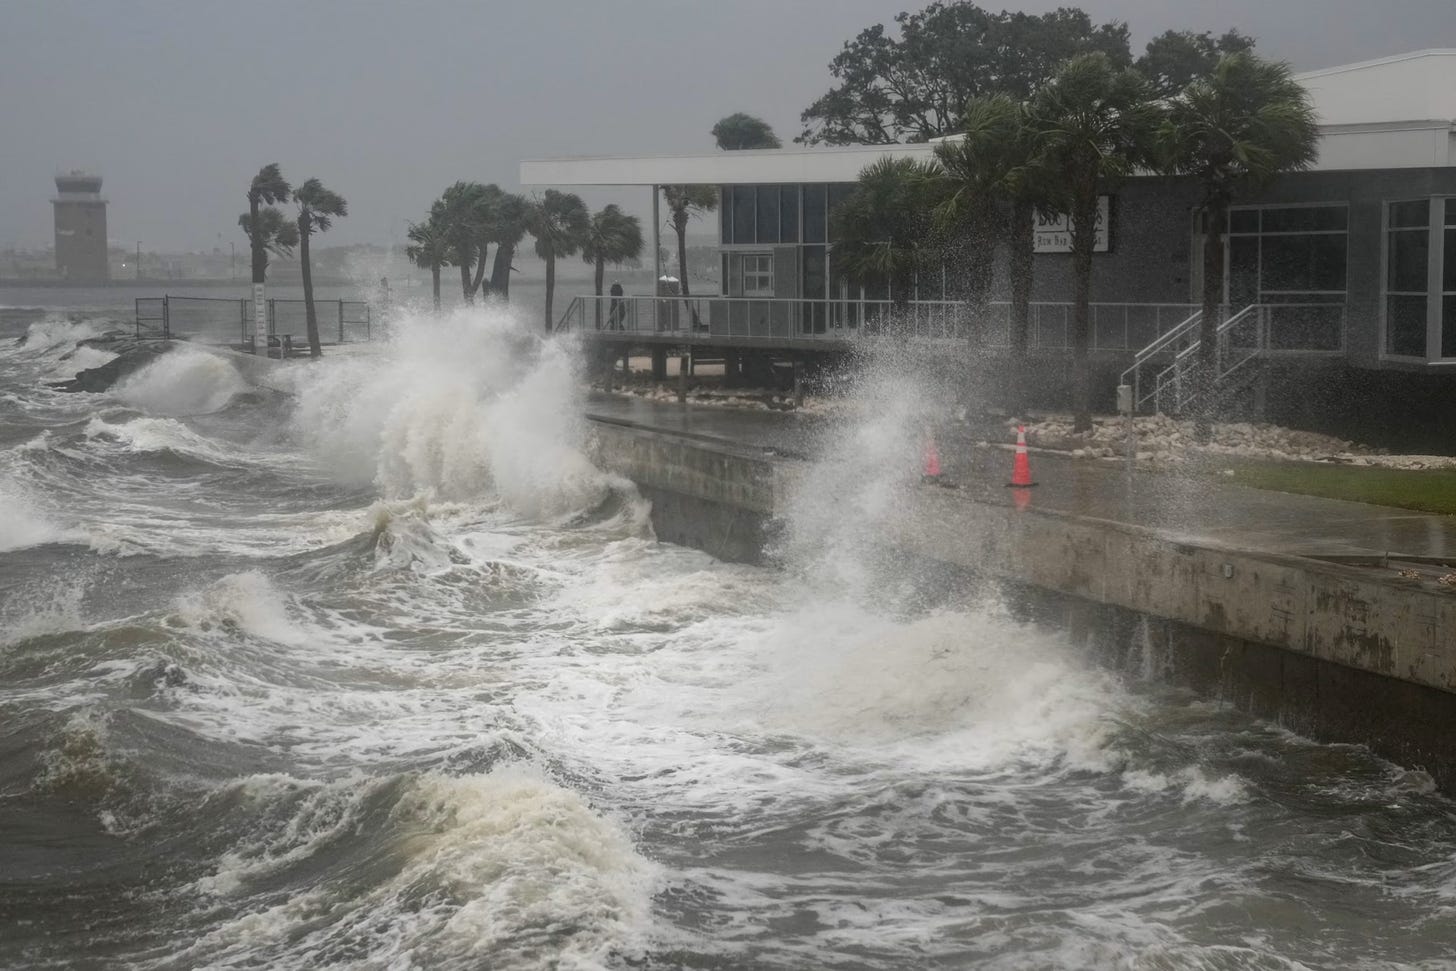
[1033,196,1111,253]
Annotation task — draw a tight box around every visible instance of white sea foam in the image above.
[0,478,69,553]
[170,571,304,647]
[186,766,657,970]
[288,306,633,521]
[112,346,248,416]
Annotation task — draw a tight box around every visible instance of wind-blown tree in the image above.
[526,190,591,334]
[293,178,348,358]
[436,181,491,304]
[1159,51,1318,438]
[484,191,530,301]
[712,113,782,150]
[1033,52,1161,431]
[406,215,452,311]
[831,155,945,310]
[240,164,295,351]
[932,95,1022,329]
[799,2,1131,145]
[581,205,644,328]
[1137,29,1256,97]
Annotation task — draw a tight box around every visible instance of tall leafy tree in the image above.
[1137,29,1255,97]
[712,113,782,150]
[526,190,591,334]
[293,178,347,358]
[799,2,1130,145]
[1032,52,1160,431]
[242,164,292,287]
[831,156,944,309]
[1159,51,1318,438]
[581,205,644,327]
[406,216,452,311]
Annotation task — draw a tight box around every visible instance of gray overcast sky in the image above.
[3,0,1453,252]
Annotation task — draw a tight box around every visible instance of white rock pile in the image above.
[1016,414,1456,470]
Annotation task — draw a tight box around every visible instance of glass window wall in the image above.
[1227,205,1348,351]
[1385,200,1430,358]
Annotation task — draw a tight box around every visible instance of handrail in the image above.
[1137,303,1262,414]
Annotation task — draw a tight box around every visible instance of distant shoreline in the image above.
[0,277,362,289]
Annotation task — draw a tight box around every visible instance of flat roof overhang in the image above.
[523,123,1455,188]
[520,143,938,187]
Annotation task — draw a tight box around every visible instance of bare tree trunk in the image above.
[594,257,605,329]
[543,251,555,335]
[490,243,514,300]
[1195,201,1227,442]
[300,226,322,358]
[469,244,490,297]
[1070,192,1098,433]
[674,213,701,329]
[431,265,441,311]
[459,260,474,305]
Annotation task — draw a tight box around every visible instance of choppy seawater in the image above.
[4,304,1456,970]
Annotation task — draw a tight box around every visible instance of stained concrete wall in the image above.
[591,416,1456,784]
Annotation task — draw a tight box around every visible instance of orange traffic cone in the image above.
[1007,425,1037,488]
[922,436,942,480]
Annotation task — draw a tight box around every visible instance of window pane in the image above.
[1445,227,1456,292]
[1267,304,1343,351]
[756,185,779,244]
[721,252,729,295]
[1229,209,1258,233]
[1444,295,1456,358]
[1228,236,1259,304]
[1387,228,1429,292]
[1390,200,1429,229]
[1386,294,1427,356]
[732,186,755,243]
[720,187,732,244]
[1262,234,1346,292]
[801,245,825,301]
[1262,206,1347,233]
[803,184,826,244]
[779,185,799,243]
[826,184,855,242]
[1447,198,1456,226]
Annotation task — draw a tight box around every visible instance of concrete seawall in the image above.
[588,415,1456,788]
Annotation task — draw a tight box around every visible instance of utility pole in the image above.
[230,242,235,282]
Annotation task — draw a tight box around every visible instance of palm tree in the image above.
[933,95,1021,332]
[660,185,717,300]
[436,181,490,304]
[831,156,944,310]
[484,191,530,301]
[1032,53,1161,431]
[293,178,348,358]
[406,216,453,311]
[526,190,591,334]
[1159,51,1319,439]
[712,113,782,150]
[581,205,644,328]
[240,163,294,353]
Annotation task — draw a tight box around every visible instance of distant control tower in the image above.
[52,171,109,282]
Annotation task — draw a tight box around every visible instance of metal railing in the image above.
[133,296,371,347]
[556,293,1200,353]
[1120,302,1347,414]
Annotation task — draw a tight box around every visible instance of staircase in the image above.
[1119,304,1265,415]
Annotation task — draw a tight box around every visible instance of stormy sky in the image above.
[2,0,1452,253]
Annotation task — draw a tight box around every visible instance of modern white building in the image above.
[522,50,1456,425]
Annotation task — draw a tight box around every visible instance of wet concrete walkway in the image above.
[586,393,1456,564]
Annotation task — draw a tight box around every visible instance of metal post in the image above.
[253,283,266,355]
[651,183,661,295]
[162,295,170,340]
[338,300,344,343]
